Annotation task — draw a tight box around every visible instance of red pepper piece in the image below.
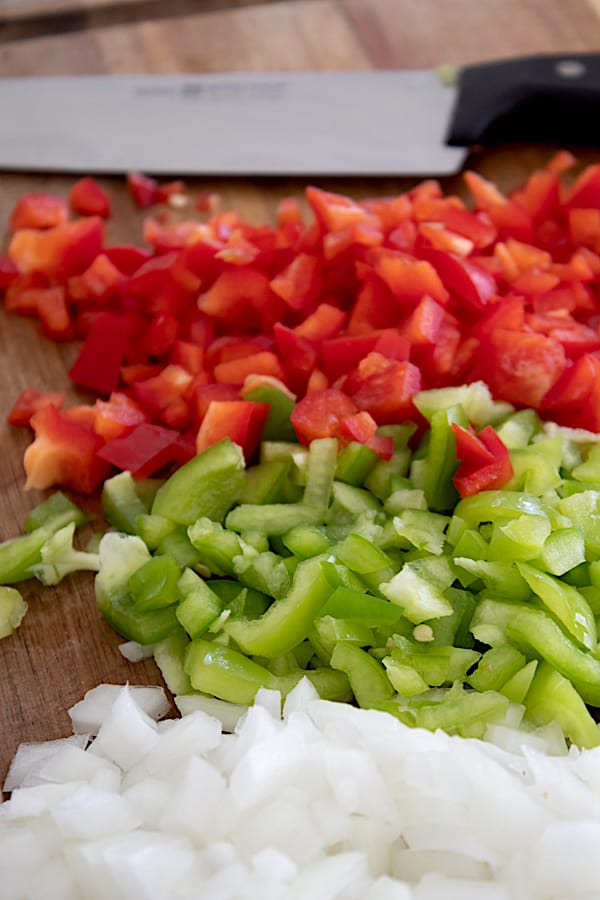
[9,216,104,282]
[97,422,188,477]
[469,328,567,408]
[7,388,66,427]
[195,400,270,459]
[127,172,161,208]
[69,177,111,218]
[93,393,149,441]
[68,312,130,395]
[0,256,19,288]
[370,249,449,307]
[540,354,600,432]
[273,323,320,395]
[133,365,193,415]
[67,253,124,305]
[452,423,513,497]
[35,285,74,341]
[343,353,422,425]
[104,244,152,276]
[420,248,497,310]
[345,275,398,335]
[290,388,359,445]
[270,253,323,311]
[24,404,109,493]
[338,410,378,444]
[10,193,69,233]
[212,351,285,386]
[320,333,387,382]
[293,302,346,341]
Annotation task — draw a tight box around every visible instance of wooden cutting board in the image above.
[2,0,600,785]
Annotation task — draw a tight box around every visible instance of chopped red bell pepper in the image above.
[97,422,193,477]
[451,423,513,497]
[9,193,69,233]
[195,400,270,459]
[9,216,104,282]
[8,388,66,427]
[290,388,359,445]
[68,312,130,395]
[69,177,111,219]
[24,404,109,493]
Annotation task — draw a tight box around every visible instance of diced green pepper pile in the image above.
[6,381,600,748]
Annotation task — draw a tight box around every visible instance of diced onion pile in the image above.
[2,681,600,899]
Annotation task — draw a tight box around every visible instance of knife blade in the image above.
[1,53,599,177]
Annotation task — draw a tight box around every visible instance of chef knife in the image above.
[0,53,599,177]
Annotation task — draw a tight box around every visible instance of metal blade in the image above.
[0,71,466,177]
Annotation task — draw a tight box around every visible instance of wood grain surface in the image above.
[2,0,600,785]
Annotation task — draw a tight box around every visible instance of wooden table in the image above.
[2,0,600,785]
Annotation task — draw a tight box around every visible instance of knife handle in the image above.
[446,53,600,148]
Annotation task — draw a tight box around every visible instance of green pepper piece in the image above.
[500,659,538,704]
[525,661,600,749]
[538,528,586,577]
[102,471,150,534]
[330,641,395,708]
[0,528,52,584]
[224,556,333,657]
[225,502,322,536]
[381,658,428,696]
[413,687,509,739]
[454,490,549,529]
[487,514,551,563]
[318,586,404,627]
[128,555,180,612]
[95,532,178,645]
[282,523,331,559]
[176,568,223,638]
[474,596,600,706]
[0,586,28,639]
[334,533,392,575]
[313,615,375,647]
[152,438,245,525]
[232,549,292,600]
[276,667,353,702]
[135,513,176,550]
[364,449,412,501]
[506,440,563,495]
[453,557,531,601]
[428,586,477,649]
[380,558,454,624]
[33,522,100,586]
[392,508,450,555]
[157,526,204,570]
[420,405,466,512]
[206,579,270,619]
[466,645,527,693]
[302,437,340,512]
[414,382,512,427]
[239,459,292,505]
[184,638,277,704]
[516,561,597,652]
[335,442,378,486]
[153,628,192,695]
[24,491,90,533]
[187,518,242,575]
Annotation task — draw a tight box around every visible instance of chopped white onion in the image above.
[3,679,600,898]
[68,684,170,735]
[118,641,155,663]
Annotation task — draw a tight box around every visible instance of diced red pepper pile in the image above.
[5,156,600,495]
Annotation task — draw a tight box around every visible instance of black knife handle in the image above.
[446,53,600,148]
